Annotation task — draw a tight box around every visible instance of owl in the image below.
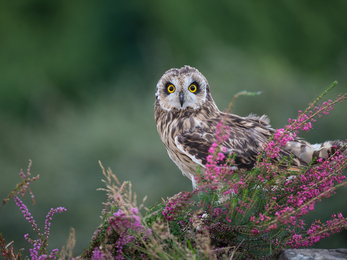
[154,65,345,189]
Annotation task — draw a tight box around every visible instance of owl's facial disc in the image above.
[156,66,208,111]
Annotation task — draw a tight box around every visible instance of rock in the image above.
[277,249,347,260]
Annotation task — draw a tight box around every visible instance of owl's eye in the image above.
[189,84,197,93]
[167,84,175,93]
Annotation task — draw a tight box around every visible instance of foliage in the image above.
[83,83,347,259]
[0,162,68,260]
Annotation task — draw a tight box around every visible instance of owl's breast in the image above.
[156,112,206,180]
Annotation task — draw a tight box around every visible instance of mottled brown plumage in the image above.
[155,66,345,189]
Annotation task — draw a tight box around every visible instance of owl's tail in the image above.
[285,139,346,165]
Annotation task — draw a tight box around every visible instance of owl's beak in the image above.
[179,91,184,107]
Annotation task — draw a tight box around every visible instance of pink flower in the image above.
[252,228,260,236]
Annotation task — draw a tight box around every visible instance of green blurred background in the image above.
[1,0,347,256]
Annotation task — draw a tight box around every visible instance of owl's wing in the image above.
[174,128,212,168]
[175,127,261,172]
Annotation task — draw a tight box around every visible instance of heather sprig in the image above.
[227,90,263,114]
[0,160,39,212]
[1,160,39,259]
[261,83,346,161]
[0,162,67,260]
[83,162,152,259]
[15,195,67,259]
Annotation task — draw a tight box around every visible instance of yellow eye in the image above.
[167,84,175,93]
[189,84,197,93]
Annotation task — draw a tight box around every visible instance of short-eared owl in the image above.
[154,65,345,189]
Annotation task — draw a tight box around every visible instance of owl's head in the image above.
[155,66,215,111]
